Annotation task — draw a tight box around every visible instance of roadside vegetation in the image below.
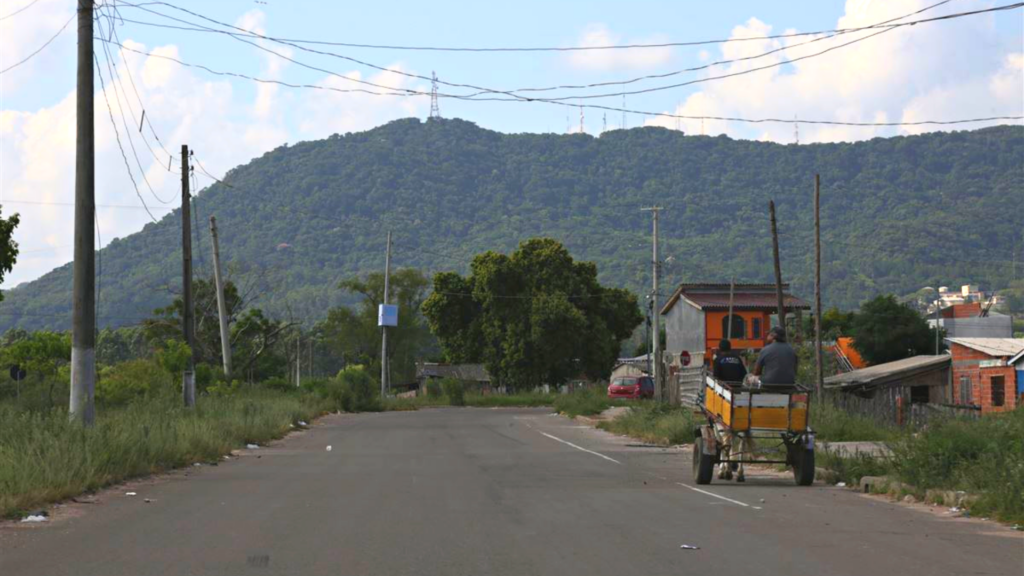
[551,386,625,418]
[597,403,698,446]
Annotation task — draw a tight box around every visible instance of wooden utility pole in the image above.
[769,200,786,335]
[727,279,736,341]
[814,175,824,394]
[70,0,96,426]
[181,145,195,407]
[295,333,302,388]
[380,231,392,397]
[209,216,231,379]
[641,207,663,402]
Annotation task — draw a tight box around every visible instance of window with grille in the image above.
[751,318,762,339]
[722,315,746,340]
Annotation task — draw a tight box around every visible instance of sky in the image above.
[1,0,1022,289]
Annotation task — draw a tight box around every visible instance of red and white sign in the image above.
[680,350,691,367]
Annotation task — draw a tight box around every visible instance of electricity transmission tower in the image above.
[429,72,440,119]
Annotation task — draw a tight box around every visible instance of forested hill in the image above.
[3,119,1022,330]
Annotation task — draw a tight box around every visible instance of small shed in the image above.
[415,363,492,394]
[824,355,952,426]
[610,355,651,381]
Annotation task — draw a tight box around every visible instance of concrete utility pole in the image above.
[769,200,786,335]
[70,0,96,426]
[295,333,301,388]
[209,216,231,379]
[181,145,196,407]
[642,207,663,402]
[380,231,392,398]
[814,175,824,395]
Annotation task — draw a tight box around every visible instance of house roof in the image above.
[824,355,950,390]
[661,283,810,315]
[1010,349,1024,366]
[613,354,651,369]
[944,338,1024,358]
[415,363,490,382]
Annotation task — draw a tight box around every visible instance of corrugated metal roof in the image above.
[945,338,1024,358]
[825,355,950,388]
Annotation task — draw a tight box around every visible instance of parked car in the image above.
[607,376,654,399]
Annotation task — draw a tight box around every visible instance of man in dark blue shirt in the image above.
[713,339,747,383]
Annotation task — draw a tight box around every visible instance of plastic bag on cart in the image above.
[743,374,762,389]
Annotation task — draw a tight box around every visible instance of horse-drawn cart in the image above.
[693,374,816,485]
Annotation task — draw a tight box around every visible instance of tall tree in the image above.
[0,207,19,302]
[422,238,642,390]
[321,268,433,385]
[142,278,244,366]
[850,295,939,365]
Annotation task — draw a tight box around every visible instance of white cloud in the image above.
[2,25,424,288]
[645,0,1024,143]
[0,0,75,94]
[566,24,673,71]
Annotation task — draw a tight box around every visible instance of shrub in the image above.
[441,378,465,406]
[261,376,292,393]
[425,380,443,398]
[96,359,169,406]
[598,402,697,446]
[552,386,620,418]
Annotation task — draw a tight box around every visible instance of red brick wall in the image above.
[942,303,982,319]
[950,343,1018,414]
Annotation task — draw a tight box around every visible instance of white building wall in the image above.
[664,302,705,357]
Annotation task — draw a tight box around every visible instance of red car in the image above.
[607,376,655,399]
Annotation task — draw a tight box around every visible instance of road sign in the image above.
[378,304,398,327]
[680,351,691,367]
[9,364,26,381]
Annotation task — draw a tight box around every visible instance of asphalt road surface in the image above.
[2,408,1021,576]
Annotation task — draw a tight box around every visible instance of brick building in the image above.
[927,302,1013,339]
[946,338,1024,414]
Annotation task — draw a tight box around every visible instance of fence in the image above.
[822,388,980,429]
[674,367,705,407]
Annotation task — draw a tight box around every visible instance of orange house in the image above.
[661,283,811,365]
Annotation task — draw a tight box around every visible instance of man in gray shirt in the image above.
[753,327,798,386]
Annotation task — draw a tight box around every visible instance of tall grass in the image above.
[889,408,1023,523]
[811,399,899,442]
[552,386,624,418]
[597,402,698,446]
[0,391,329,518]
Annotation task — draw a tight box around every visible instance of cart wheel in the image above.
[693,438,715,485]
[793,446,815,486]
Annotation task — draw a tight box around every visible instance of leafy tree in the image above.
[850,295,939,365]
[320,268,434,385]
[142,278,244,367]
[0,207,19,302]
[155,339,192,385]
[1,331,70,407]
[422,238,642,390]
[822,307,857,339]
[230,308,290,382]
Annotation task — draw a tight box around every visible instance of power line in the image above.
[93,51,159,222]
[0,12,75,74]
[0,0,42,21]
[3,199,175,211]
[95,37,1024,129]
[112,0,984,53]
[97,37,174,204]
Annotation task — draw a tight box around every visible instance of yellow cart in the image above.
[693,374,815,486]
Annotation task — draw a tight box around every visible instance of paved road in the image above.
[2,408,1021,576]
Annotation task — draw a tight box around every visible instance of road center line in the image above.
[537,431,623,465]
[677,483,761,509]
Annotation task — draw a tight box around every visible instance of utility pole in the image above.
[642,207,663,402]
[814,175,824,395]
[769,200,786,335]
[181,145,195,407]
[209,216,232,379]
[935,299,941,355]
[296,332,301,388]
[380,231,392,398]
[70,0,96,426]
[727,279,735,341]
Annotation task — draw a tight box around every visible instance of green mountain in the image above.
[2,119,1022,331]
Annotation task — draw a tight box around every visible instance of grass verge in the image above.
[383,391,557,411]
[0,391,330,519]
[552,386,625,418]
[811,399,899,442]
[597,403,699,446]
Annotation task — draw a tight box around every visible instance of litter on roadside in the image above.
[246,444,259,449]
[298,421,308,427]
[125,492,137,496]
[21,515,48,523]
[326,445,332,452]
[193,463,202,467]
[680,544,700,550]
[836,482,846,488]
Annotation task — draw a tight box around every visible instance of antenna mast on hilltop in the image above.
[794,114,800,145]
[579,101,584,134]
[429,71,441,119]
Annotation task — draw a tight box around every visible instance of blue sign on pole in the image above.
[378,304,398,327]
